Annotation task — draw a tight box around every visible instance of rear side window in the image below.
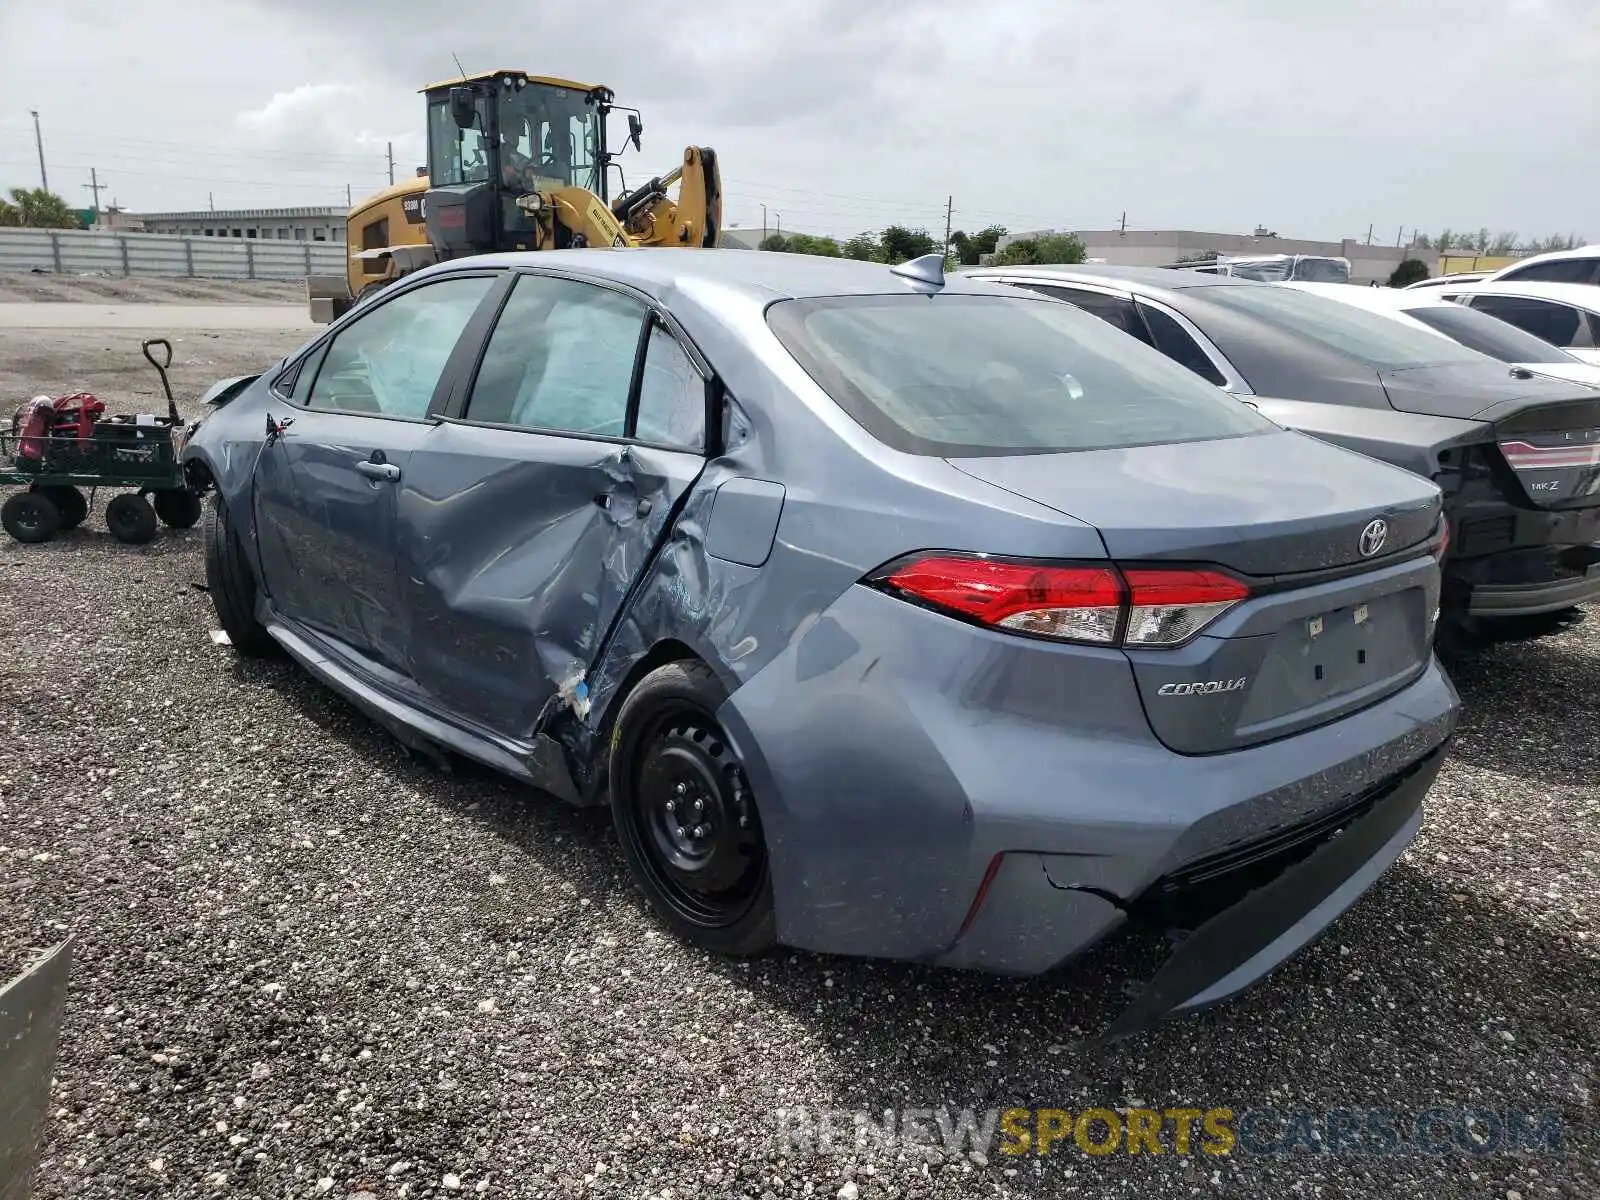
[1405,303,1582,365]
[1467,295,1591,349]
[1023,285,1151,344]
[1137,302,1228,386]
[465,275,645,436]
[1199,283,1485,368]
[766,294,1273,457]
[1497,259,1599,284]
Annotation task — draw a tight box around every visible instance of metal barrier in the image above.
[0,228,345,282]
[0,940,72,1200]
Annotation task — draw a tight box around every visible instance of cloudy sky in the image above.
[1,0,1595,245]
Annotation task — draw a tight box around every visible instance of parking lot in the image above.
[1,311,1596,1199]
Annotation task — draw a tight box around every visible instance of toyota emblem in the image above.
[1359,518,1388,557]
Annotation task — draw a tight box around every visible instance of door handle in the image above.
[356,461,401,482]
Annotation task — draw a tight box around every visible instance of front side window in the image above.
[1199,283,1485,368]
[307,276,495,419]
[465,275,644,436]
[767,293,1273,457]
[428,98,491,186]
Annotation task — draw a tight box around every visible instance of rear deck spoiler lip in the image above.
[197,374,260,407]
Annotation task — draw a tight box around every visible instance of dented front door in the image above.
[394,425,701,739]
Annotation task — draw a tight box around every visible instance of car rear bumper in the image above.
[719,583,1459,998]
[1448,540,1600,618]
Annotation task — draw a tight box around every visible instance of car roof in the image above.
[966,262,1253,294]
[1483,245,1600,280]
[1438,280,1600,310]
[437,246,1020,303]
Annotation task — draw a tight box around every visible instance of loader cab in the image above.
[422,70,612,257]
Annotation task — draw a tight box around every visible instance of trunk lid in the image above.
[1378,367,1600,510]
[948,429,1443,755]
[946,428,1440,575]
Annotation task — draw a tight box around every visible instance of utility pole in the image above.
[775,212,781,237]
[84,168,104,220]
[346,183,353,207]
[387,142,395,186]
[1396,226,1404,248]
[208,192,214,212]
[1365,223,1373,246]
[762,204,767,241]
[29,110,48,192]
[1119,211,1127,233]
[943,194,953,261]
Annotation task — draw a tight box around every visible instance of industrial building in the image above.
[129,206,347,243]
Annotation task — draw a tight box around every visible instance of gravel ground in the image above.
[0,273,303,305]
[0,331,1596,1199]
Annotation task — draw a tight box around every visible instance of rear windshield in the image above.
[1405,303,1583,365]
[1200,284,1487,368]
[765,293,1273,457]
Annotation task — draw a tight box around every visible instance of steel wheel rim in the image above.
[626,705,765,928]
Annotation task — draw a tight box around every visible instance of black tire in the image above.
[203,494,277,657]
[153,489,204,529]
[31,484,87,530]
[2,491,61,544]
[105,493,158,544]
[608,660,776,957]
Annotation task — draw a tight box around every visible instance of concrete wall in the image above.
[0,228,345,281]
[998,228,1439,284]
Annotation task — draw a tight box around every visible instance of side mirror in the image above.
[627,113,643,152]
[450,87,478,129]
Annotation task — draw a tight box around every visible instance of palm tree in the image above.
[7,187,80,229]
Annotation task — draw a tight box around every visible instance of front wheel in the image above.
[608,660,776,957]
[105,493,158,544]
[203,495,278,657]
[2,491,60,544]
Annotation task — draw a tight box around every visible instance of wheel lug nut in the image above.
[673,825,685,838]
[693,798,703,812]
[675,782,687,795]
[692,825,704,838]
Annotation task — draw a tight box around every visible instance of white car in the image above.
[1481,245,1600,287]
[1430,281,1600,367]
[1403,271,1486,291]
[1284,282,1600,389]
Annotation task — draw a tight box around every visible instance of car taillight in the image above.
[872,554,1249,648]
[1436,516,1450,561]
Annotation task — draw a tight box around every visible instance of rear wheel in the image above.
[2,491,61,544]
[31,485,87,530]
[608,660,776,956]
[105,493,158,544]
[203,495,277,657]
[153,488,203,529]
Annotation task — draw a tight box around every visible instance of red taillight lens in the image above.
[1122,568,1250,646]
[874,554,1249,648]
[881,556,1124,644]
[1436,516,1450,561]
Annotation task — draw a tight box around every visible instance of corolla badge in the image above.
[1359,518,1388,557]
[1158,678,1247,697]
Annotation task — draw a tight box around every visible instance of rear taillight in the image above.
[872,554,1249,648]
[1436,516,1450,562]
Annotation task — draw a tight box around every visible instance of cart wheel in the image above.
[2,491,61,544]
[105,493,158,544]
[153,489,203,530]
[31,485,88,530]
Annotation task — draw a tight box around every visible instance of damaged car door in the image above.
[395,271,711,740]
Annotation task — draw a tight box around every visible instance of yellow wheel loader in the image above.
[306,70,722,322]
